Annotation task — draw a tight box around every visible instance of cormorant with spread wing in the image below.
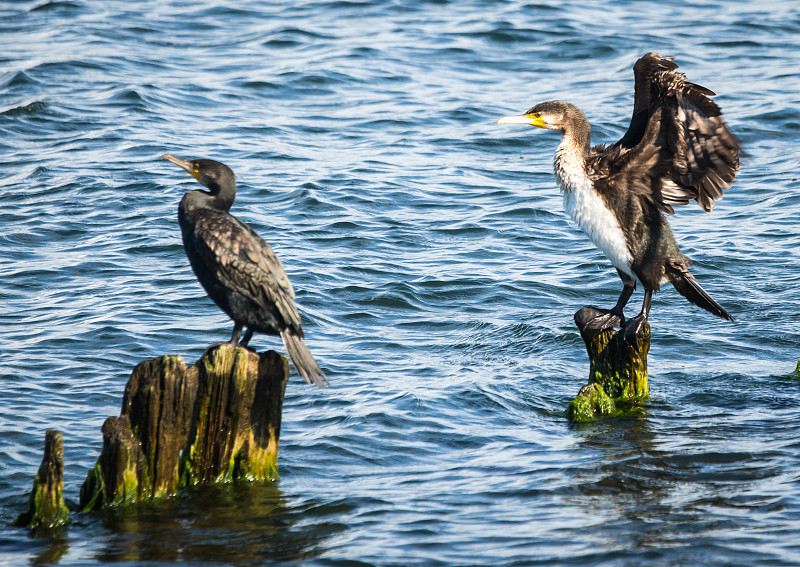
[497,53,739,338]
[162,154,327,387]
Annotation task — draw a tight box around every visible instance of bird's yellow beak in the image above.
[162,153,201,181]
[497,113,548,128]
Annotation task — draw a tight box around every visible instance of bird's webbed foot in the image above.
[621,288,652,348]
[574,306,624,333]
[583,307,625,332]
[621,313,647,346]
[198,324,250,360]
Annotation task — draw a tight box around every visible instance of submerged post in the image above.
[15,429,69,529]
[79,344,288,512]
[566,307,650,422]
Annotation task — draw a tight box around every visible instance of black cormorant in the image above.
[162,154,327,387]
[497,53,739,338]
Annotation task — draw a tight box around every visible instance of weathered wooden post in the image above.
[15,429,69,529]
[79,354,199,510]
[566,307,650,422]
[79,344,288,512]
[180,346,288,485]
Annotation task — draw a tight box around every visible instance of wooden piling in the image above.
[566,307,650,422]
[15,429,69,529]
[180,346,288,485]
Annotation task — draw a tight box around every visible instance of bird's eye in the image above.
[193,163,200,172]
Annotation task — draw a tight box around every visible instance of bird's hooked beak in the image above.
[497,112,548,128]
[162,153,201,181]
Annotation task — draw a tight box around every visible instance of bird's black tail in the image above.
[280,329,328,388]
[667,264,734,321]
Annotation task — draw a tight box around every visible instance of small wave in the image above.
[0,70,40,90]
[30,1,83,13]
[0,101,47,116]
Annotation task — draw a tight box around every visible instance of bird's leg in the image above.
[584,272,636,331]
[229,322,244,345]
[199,322,243,359]
[622,288,652,343]
[240,328,254,348]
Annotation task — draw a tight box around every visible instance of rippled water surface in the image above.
[2,0,800,565]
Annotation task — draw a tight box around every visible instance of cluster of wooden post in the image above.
[16,344,288,529]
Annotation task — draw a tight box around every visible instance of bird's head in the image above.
[497,100,585,132]
[162,154,235,195]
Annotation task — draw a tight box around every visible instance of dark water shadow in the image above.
[570,415,664,514]
[23,526,70,566]
[54,481,348,565]
[96,482,343,564]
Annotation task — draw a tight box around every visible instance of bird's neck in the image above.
[209,180,235,211]
[186,187,236,213]
[554,128,591,195]
[182,189,234,214]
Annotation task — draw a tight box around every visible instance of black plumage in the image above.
[498,53,739,336]
[162,154,327,387]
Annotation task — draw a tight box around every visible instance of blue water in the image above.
[2,0,800,565]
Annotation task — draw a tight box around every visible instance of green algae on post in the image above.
[567,307,650,422]
[16,429,70,529]
[566,383,621,422]
[180,345,288,486]
[79,345,288,512]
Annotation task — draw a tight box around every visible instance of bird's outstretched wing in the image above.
[593,52,739,214]
[191,210,304,334]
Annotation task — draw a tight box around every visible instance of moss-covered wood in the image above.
[15,429,69,529]
[180,347,288,485]
[79,355,198,511]
[79,344,288,512]
[567,307,650,422]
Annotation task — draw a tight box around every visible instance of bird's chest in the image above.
[554,154,634,278]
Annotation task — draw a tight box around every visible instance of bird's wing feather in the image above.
[191,210,304,331]
[597,52,739,214]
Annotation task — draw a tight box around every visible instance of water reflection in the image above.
[28,528,69,566]
[92,482,347,564]
[566,416,681,554]
[570,415,660,503]
[565,412,778,562]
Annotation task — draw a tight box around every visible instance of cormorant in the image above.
[497,53,739,338]
[162,154,327,387]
